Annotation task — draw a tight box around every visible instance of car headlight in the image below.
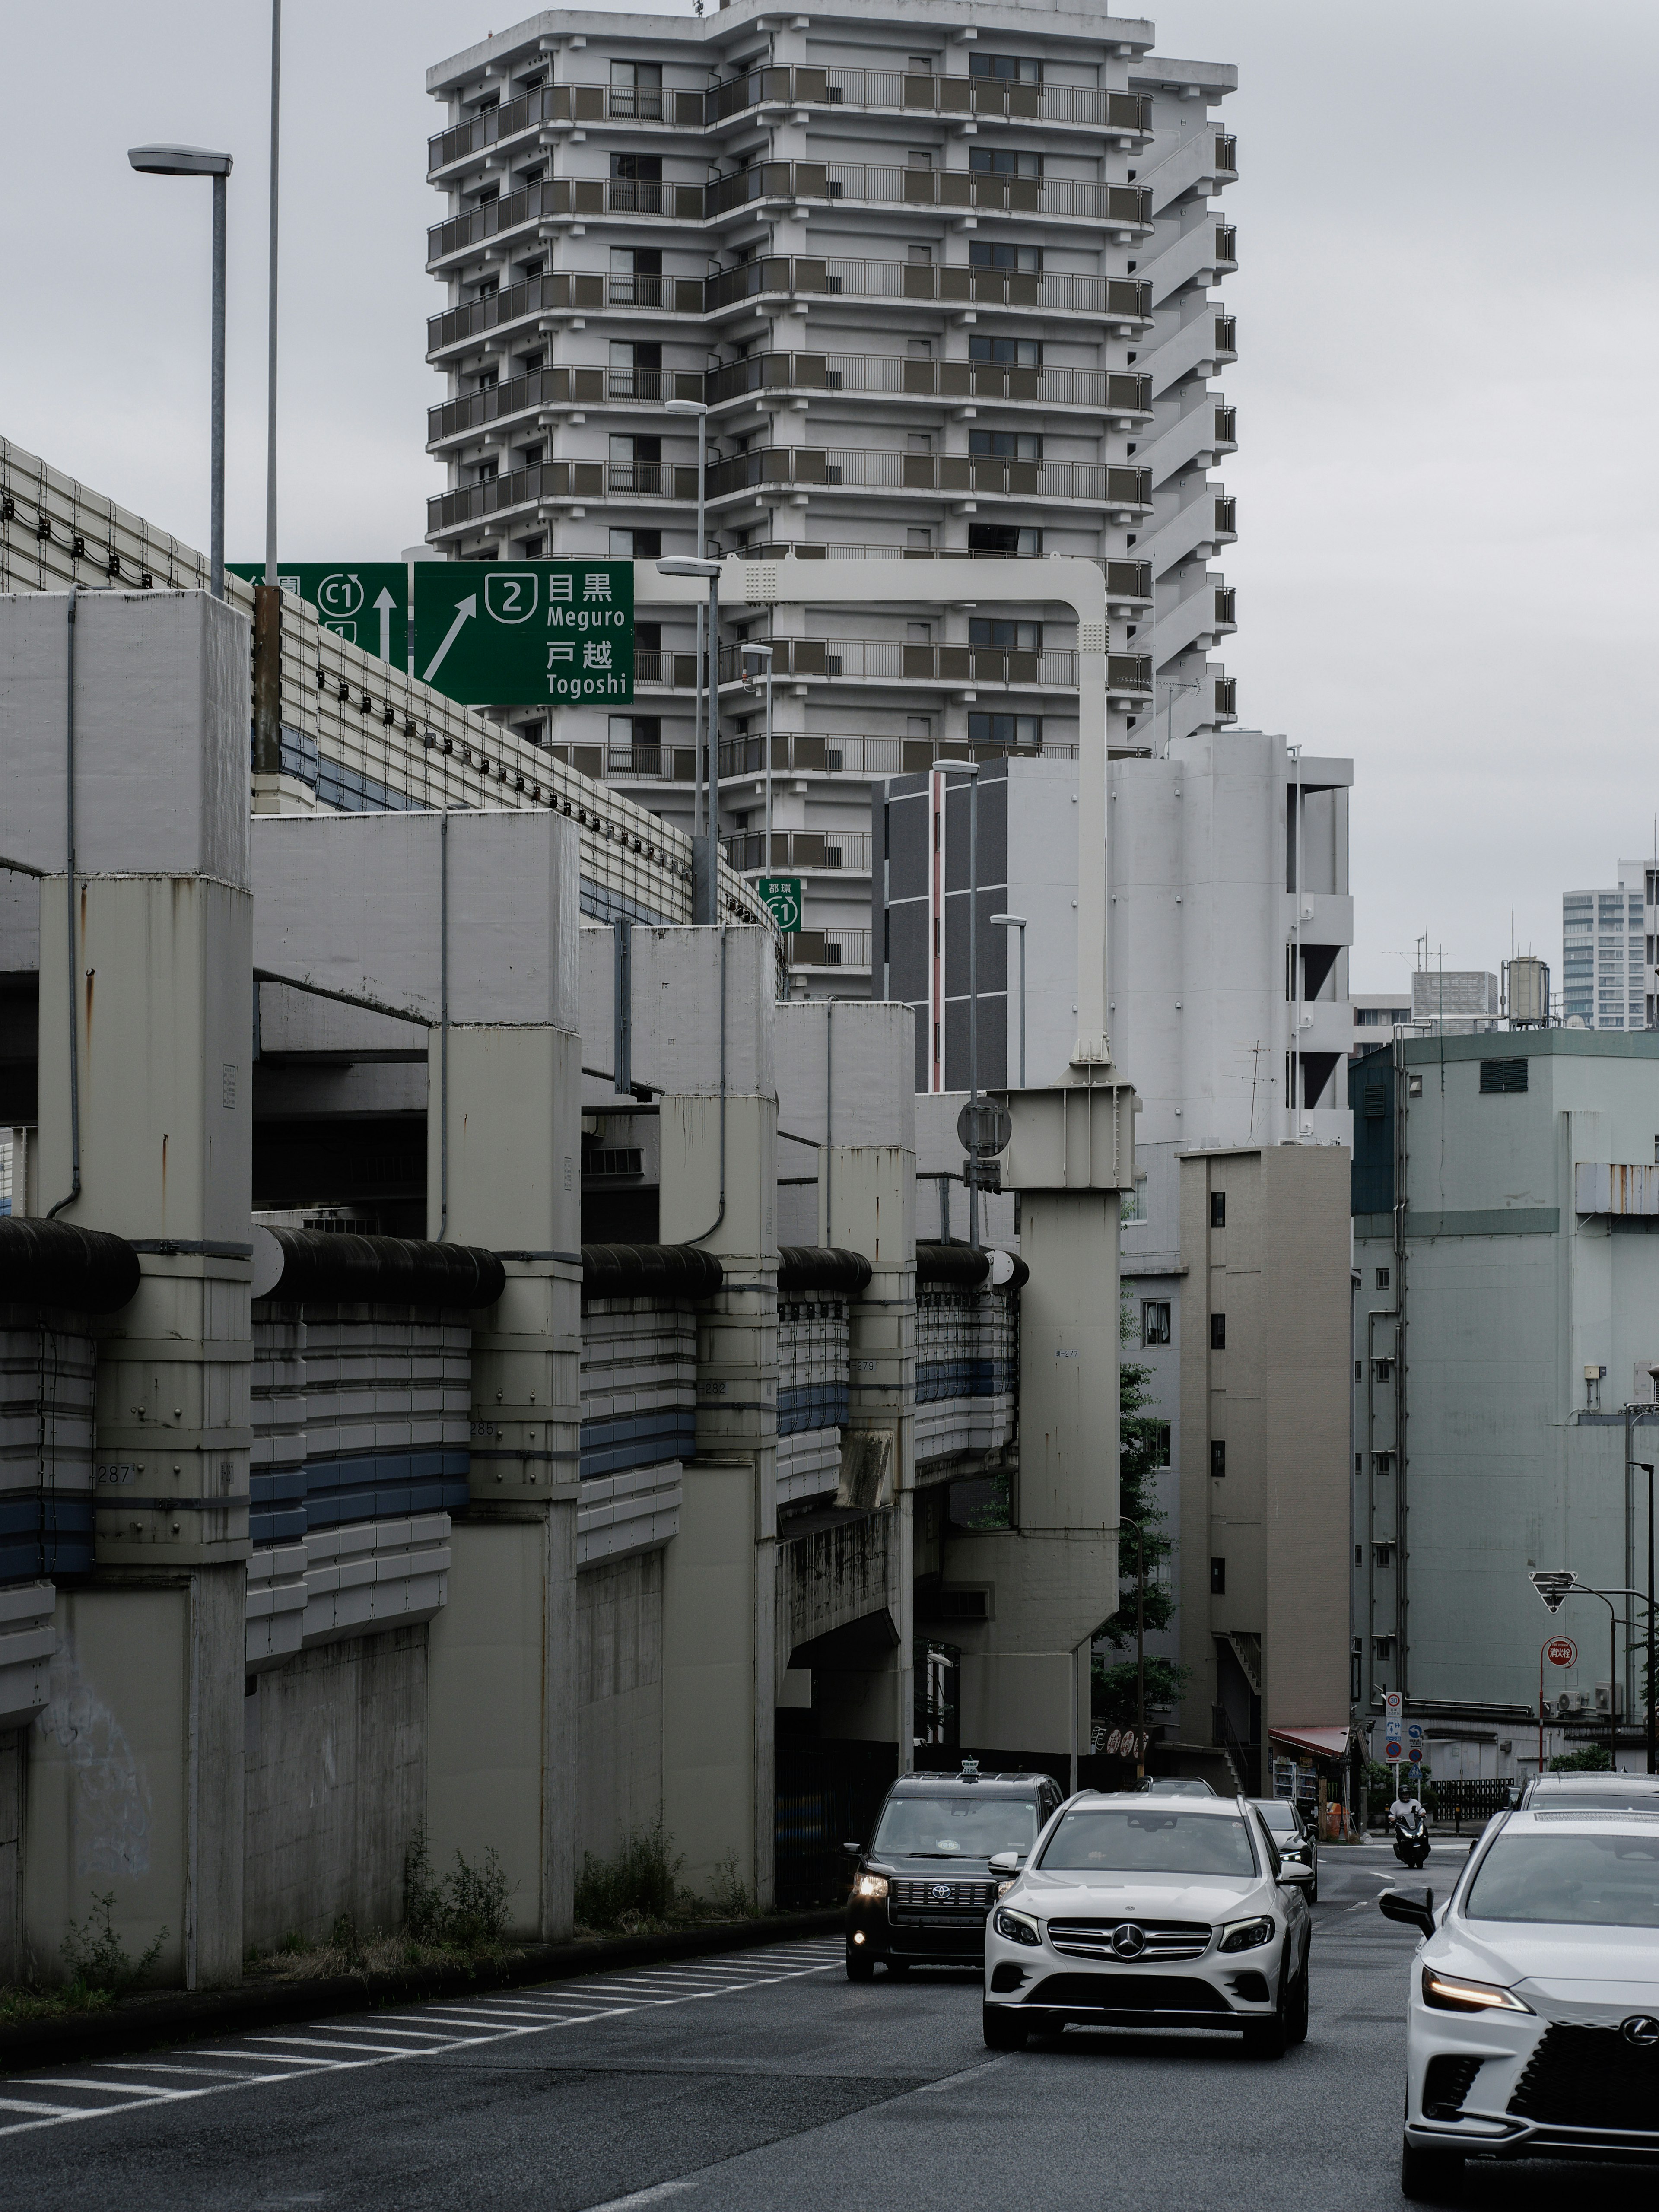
[1219,1916,1276,1954]
[994,1907,1041,1947]
[1421,1967,1534,2015]
[854,1874,888,1901]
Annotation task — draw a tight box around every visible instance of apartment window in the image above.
[474,460,498,484]
[518,718,546,746]
[1373,1542,1395,1566]
[608,528,662,559]
[906,339,934,359]
[1376,1268,1390,1289]
[1373,1358,1392,1380]
[1356,1545,1363,1565]
[1210,1314,1226,1351]
[906,528,933,550]
[1120,1174,1149,1224]
[1210,1558,1226,1595]
[906,432,934,456]
[610,152,662,183]
[906,148,933,169]
[1373,1635,1395,1659]
[969,618,1042,653]
[1480,1059,1528,1094]
[907,621,933,645]
[907,243,934,266]
[970,239,1042,275]
[1356,1361,1363,1379]
[969,146,1042,180]
[967,712,1042,747]
[518,534,546,560]
[1373,1451,1394,1475]
[969,429,1042,462]
[970,51,1042,83]
[969,335,1042,369]
[1141,1300,1171,1347]
[1151,1423,1172,1468]
[1210,1192,1226,1228]
[968,524,1043,556]
[1210,1440,1226,1478]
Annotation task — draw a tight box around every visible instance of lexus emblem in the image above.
[930,1883,954,1903]
[1622,2015,1659,2048]
[1110,1923,1148,1959]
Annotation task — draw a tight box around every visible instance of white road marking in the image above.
[584,2182,699,2211]
[915,2057,1006,2094]
[0,1942,844,2141]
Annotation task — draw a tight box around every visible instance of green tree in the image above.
[1092,1299,1189,1725]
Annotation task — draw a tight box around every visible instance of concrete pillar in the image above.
[249,806,583,1943]
[776,999,917,1769]
[9,590,253,1988]
[948,1078,1135,1762]
[649,927,778,1906]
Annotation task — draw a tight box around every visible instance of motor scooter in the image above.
[1391,1802,1430,1870]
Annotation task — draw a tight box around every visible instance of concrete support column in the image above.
[653,928,778,1906]
[11,591,253,1990]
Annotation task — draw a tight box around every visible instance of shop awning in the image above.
[1269,1725,1351,1761]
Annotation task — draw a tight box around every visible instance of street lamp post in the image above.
[1120,1516,1148,1780]
[935,759,981,1246]
[991,913,1027,1087]
[658,547,722,925]
[128,144,234,598]
[663,400,713,904]
[743,645,775,871]
[264,0,281,589]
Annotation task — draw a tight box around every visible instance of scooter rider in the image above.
[1389,1788,1430,1867]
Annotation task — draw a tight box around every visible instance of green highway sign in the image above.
[757,876,804,931]
[229,562,408,663]
[411,560,634,707]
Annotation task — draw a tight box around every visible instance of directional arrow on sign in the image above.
[422,594,476,685]
[374,587,397,665]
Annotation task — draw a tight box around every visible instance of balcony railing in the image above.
[1215,496,1237,537]
[427,74,1152,178]
[723,830,873,873]
[1215,587,1236,626]
[429,363,706,445]
[706,65,1150,134]
[428,458,700,534]
[1215,677,1238,718]
[1216,224,1237,264]
[705,447,1151,508]
[606,743,695,781]
[704,256,1150,321]
[728,546,1153,598]
[785,927,871,972]
[1214,313,1237,357]
[1215,134,1239,174]
[704,159,1149,225]
[1214,405,1236,445]
[641,639,1147,692]
[718,731,1080,779]
[705,350,1149,414]
[428,271,705,356]
[429,176,711,260]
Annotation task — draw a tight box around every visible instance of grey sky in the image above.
[3,1,1653,993]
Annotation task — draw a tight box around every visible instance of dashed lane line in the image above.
[0,1940,846,2143]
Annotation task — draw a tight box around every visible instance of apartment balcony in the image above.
[703,256,1151,327]
[428,83,706,177]
[1215,224,1238,271]
[703,64,1151,137]
[784,927,871,976]
[427,458,699,539]
[428,364,705,450]
[718,731,1081,782]
[1215,675,1238,722]
[722,830,873,875]
[726,544,1150,596]
[633,639,1149,698]
[1215,135,1239,177]
[1214,585,1237,634]
[1214,495,1238,543]
[427,272,703,360]
[706,351,1150,420]
[704,446,1152,515]
[704,159,1151,229]
[1214,313,1238,362]
[428,176,710,265]
[1214,404,1237,454]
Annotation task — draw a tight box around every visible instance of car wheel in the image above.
[1309,1869,1319,1906]
[845,1943,875,1983]
[1399,2137,1464,2202]
[1243,1973,1290,2060]
[982,2005,1028,2051]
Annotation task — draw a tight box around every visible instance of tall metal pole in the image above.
[705,569,719,923]
[1016,919,1026,1088]
[763,657,774,869]
[264,0,281,586]
[210,170,227,599]
[1648,1460,1656,1774]
[968,768,979,1249]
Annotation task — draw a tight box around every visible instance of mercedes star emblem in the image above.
[1110,1923,1148,1959]
[1622,2014,1659,2048]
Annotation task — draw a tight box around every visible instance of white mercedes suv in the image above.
[982,1791,1313,2055]
[1383,1799,1659,2199]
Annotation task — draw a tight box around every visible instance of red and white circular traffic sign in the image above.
[1546,1637,1578,1668]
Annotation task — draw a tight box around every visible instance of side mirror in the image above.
[988,1850,1023,1875]
[842,1840,864,1860]
[1277,1858,1314,1887]
[1379,1886,1436,1938]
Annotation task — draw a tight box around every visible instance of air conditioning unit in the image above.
[1553,1693,1574,1719]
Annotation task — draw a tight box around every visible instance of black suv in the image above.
[845,1765,1064,1980]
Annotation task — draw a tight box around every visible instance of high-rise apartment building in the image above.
[425,2,1239,992]
[1561,867,1656,1030]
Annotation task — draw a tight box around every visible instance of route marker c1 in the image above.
[229,562,407,663]
[757,876,804,932]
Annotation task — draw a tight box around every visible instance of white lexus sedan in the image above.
[982,1791,1313,2055]
[1382,1802,1659,2199]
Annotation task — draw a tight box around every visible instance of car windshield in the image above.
[1038,1808,1259,1878]
[871,1796,1039,1860]
[1464,1831,1659,1927]
[1252,1802,1297,1831]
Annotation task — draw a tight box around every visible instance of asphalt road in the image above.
[3,1843,1653,2211]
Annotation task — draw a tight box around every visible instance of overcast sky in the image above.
[3,0,1655,993]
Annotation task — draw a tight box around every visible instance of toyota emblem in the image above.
[1623,2015,1659,2048]
[1110,1923,1148,1959]
[930,1883,954,1903]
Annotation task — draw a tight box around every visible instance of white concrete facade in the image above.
[424,1,1239,987]
[1560,866,1657,1032]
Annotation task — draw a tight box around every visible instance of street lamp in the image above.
[935,759,981,1247]
[128,143,234,598]
[742,644,775,873]
[991,913,1027,1087]
[658,550,722,925]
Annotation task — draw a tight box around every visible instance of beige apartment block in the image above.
[1177,1145,1350,1791]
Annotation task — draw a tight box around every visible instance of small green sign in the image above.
[411,560,634,708]
[228,562,408,663]
[758,876,804,932]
